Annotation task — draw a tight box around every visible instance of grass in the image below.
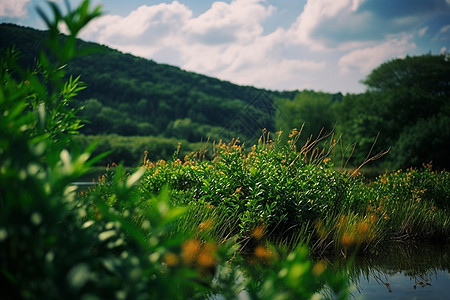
[2,1,448,298]
[133,129,450,257]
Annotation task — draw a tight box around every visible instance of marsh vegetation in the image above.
[1,1,449,299]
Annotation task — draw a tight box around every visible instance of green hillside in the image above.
[2,23,449,170]
[0,23,309,164]
[0,23,300,139]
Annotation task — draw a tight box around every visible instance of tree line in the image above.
[276,54,450,170]
[1,23,448,170]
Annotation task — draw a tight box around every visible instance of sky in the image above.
[1,0,450,94]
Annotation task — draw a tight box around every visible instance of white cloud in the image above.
[418,26,428,37]
[75,0,444,92]
[0,0,30,17]
[82,2,191,45]
[186,0,275,44]
[338,35,416,74]
[288,0,353,48]
[434,24,450,41]
[79,0,327,90]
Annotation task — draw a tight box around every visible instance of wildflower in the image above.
[198,219,214,231]
[383,214,390,220]
[289,128,298,138]
[312,260,327,276]
[197,243,217,267]
[181,239,201,264]
[254,245,272,260]
[198,251,215,268]
[357,222,369,234]
[164,252,179,266]
[251,225,265,240]
[341,233,354,246]
[323,157,331,163]
[369,214,378,223]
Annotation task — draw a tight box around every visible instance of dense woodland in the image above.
[1,23,449,170]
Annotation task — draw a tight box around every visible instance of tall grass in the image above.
[137,128,450,256]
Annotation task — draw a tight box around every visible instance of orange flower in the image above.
[164,252,179,266]
[312,260,327,276]
[357,222,369,234]
[251,225,265,240]
[254,245,272,260]
[181,239,201,264]
[197,243,217,267]
[198,219,214,231]
[341,233,354,246]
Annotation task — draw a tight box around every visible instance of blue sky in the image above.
[1,0,449,93]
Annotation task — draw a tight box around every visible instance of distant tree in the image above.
[362,54,450,128]
[276,91,337,144]
[343,54,450,169]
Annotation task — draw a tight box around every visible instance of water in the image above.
[346,242,450,299]
[352,269,450,299]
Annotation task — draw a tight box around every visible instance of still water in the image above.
[352,269,450,299]
[346,242,450,299]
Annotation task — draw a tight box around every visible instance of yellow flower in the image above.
[164,252,179,266]
[251,225,265,240]
[197,242,217,268]
[357,222,369,234]
[312,260,327,276]
[341,233,354,246]
[181,239,201,264]
[198,219,214,231]
[254,245,272,260]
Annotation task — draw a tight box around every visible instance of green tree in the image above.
[362,54,450,169]
[276,91,337,144]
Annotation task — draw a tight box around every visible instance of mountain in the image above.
[0,23,301,140]
[1,24,349,165]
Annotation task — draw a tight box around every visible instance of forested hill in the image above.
[0,23,305,142]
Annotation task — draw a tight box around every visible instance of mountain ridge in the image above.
[1,23,315,139]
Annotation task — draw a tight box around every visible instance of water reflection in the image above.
[344,242,450,299]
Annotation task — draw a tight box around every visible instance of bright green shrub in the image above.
[139,132,351,239]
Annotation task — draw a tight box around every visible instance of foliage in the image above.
[138,130,450,255]
[139,131,352,239]
[74,134,204,166]
[337,54,450,170]
[0,1,350,299]
[2,2,448,297]
[0,23,297,144]
[2,23,449,170]
[275,90,340,145]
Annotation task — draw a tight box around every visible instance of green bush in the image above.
[0,1,350,299]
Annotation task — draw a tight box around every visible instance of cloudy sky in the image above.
[1,0,449,93]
